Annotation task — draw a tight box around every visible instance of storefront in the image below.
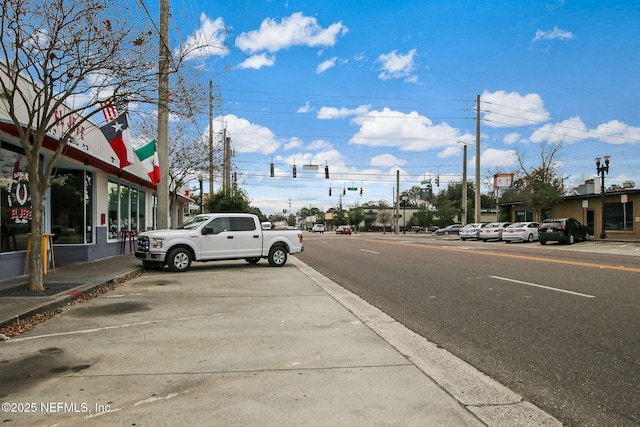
[0,116,187,281]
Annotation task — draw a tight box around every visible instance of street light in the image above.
[595,155,610,239]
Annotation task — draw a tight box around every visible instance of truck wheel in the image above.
[245,257,260,264]
[268,246,287,267]
[167,247,192,272]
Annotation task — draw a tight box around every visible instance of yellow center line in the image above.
[367,239,640,273]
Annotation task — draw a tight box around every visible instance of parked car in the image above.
[336,225,352,235]
[311,224,325,233]
[435,224,462,235]
[502,222,540,243]
[459,223,488,241]
[479,222,511,241]
[538,218,590,245]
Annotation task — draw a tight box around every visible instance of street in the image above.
[298,233,640,426]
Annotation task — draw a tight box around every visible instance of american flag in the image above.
[99,100,118,123]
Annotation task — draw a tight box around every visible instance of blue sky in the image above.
[163,0,640,215]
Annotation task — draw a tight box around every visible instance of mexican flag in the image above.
[134,140,161,185]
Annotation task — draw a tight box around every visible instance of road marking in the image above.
[360,249,380,254]
[372,239,640,273]
[4,315,207,343]
[490,276,596,298]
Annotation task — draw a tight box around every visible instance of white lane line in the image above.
[4,315,207,343]
[489,276,596,298]
[360,249,380,254]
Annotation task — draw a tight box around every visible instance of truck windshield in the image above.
[178,216,210,230]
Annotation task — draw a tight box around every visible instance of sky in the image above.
[156,0,640,215]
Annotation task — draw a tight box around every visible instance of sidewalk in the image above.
[0,254,144,330]
[0,254,561,426]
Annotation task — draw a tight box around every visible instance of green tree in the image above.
[205,188,251,213]
[348,205,365,231]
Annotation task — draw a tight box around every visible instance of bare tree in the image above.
[377,201,392,234]
[0,0,163,290]
[503,140,565,221]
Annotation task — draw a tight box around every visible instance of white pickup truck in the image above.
[135,213,304,272]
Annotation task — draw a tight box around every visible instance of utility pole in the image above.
[208,81,214,208]
[157,0,170,229]
[475,94,481,223]
[395,170,400,233]
[462,143,468,225]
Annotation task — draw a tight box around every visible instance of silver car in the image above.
[459,223,488,241]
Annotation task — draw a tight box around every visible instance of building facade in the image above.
[0,82,188,280]
[503,189,639,240]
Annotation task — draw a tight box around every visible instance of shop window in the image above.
[50,169,94,244]
[1,144,32,252]
[604,201,633,231]
[107,181,147,239]
[515,210,534,222]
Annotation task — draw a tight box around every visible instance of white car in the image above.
[311,224,325,233]
[459,223,488,240]
[479,222,511,241]
[502,222,540,243]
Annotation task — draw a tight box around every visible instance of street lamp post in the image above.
[595,155,610,239]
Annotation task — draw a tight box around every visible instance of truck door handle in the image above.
[227,236,234,239]
[253,235,260,238]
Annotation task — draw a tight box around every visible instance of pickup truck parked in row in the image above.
[135,213,304,272]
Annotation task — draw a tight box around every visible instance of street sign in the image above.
[347,187,358,191]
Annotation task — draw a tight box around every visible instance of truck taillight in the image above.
[298,233,303,243]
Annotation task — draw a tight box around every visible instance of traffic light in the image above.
[343,187,346,195]
[360,187,363,195]
[270,163,274,177]
[329,187,332,196]
[435,176,440,187]
[325,165,329,179]
[292,165,297,178]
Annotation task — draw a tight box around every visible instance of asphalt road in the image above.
[298,233,640,427]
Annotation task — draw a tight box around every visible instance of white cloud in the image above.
[370,154,406,167]
[284,137,304,150]
[532,27,575,42]
[237,53,276,69]
[316,57,337,73]
[478,148,519,167]
[297,101,312,113]
[307,139,332,150]
[529,116,590,144]
[235,12,348,54]
[529,118,640,145]
[593,120,640,145]
[349,108,473,151]
[481,90,550,128]
[177,14,229,60]
[215,114,280,154]
[376,49,418,82]
[503,132,523,144]
[438,146,462,159]
[317,105,371,119]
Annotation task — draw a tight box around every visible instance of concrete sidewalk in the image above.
[0,254,560,426]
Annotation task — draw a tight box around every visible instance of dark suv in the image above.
[538,218,590,245]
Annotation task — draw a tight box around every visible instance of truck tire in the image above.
[268,245,287,267]
[167,247,192,272]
